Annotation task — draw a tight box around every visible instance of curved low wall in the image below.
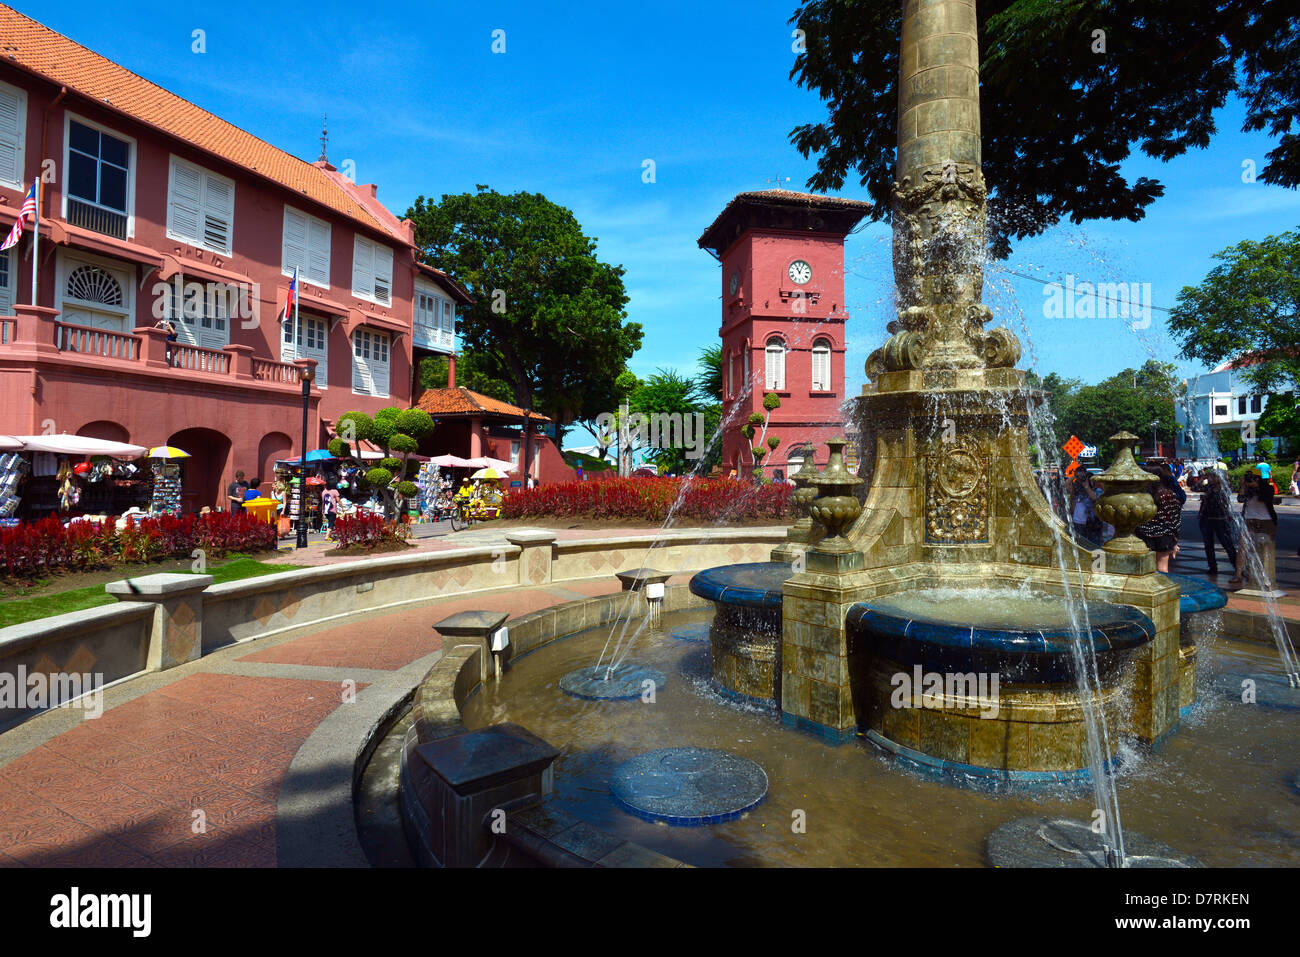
[400,584,705,868]
[0,527,785,730]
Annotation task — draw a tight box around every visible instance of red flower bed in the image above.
[329,514,411,550]
[0,512,277,579]
[502,477,792,523]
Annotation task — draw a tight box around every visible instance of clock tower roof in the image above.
[697,189,873,258]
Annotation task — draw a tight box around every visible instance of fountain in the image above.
[690,0,1217,782]
[389,0,1300,871]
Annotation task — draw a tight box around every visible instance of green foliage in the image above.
[394,409,435,439]
[695,344,723,402]
[388,434,419,455]
[1037,361,1181,466]
[396,481,419,498]
[418,352,516,402]
[742,424,755,440]
[747,412,765,426]
[788,1,1297,257]
[1169,230,1300,390]
[627,368,705,476]
[378,457,403,473]
[1257,437,1275,457]
[327,438,351,459]
[335,411,373,445]
[752,446,766,459]
[1215,429,1243,453]
[364,468,393,488]
[405,186,642,426]
[762,392,781,412]
[767,436,780,450]
[1260,393,1300,450]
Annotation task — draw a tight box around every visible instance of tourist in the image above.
[227,470,249,513]
[1135,467,1182,572]
[155,317,178,342]
[1069,474,1100,544]
[1289,461,1300,497]
[1230,469,1278,586]
[322,485,339,531]
[1197,470,1237,577]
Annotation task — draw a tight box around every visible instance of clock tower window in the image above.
[765,336,786,391]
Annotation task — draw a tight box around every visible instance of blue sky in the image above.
[20,0,1300,393]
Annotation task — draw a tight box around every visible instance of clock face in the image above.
[788,260,812,285]
[729,271,740,296]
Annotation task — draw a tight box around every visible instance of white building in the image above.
[1176,358,1293,460]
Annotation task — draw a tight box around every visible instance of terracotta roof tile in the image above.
[0,4,391,236]
[415,387,551,422]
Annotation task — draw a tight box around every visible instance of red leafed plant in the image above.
[329,513,410,550]
[501,477,792,523]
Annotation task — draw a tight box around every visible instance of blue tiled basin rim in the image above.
[1161,572,1228,615]
[689,562,792,610]
[847,589,1155,658]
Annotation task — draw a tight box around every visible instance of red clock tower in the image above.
[698,190,871,477]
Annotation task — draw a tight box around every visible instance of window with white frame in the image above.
[742,348,749,392]
[765,337,785,391]
[282,313,329,388]
[811,338,832,391]
[162,278,231,351]
[414,282,455,351]
[352,328,390,396]
[167,157,235,256]
[727,352,734,397]
[352,236,393,305]
[65,116,133,239]
[0,81,26,190]
[282,206,331,287]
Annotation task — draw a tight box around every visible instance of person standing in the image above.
[1198,470,1237,576]
[1135,467,1182,572]
[1230,469,1278,586]
[1070,474,1100,544]
[227,470,249,513]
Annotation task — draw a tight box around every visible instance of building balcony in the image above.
[65,197,129,241]
[0,307,314,394]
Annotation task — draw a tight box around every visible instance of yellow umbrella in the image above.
[148,446,191,459]
[471,467,502,481]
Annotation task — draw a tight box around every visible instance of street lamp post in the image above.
[1150,418,1159,459]
[297,367,314,549]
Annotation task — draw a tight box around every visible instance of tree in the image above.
[742,393,783,478]
[1044,362,1179,466]
[1216,428,1243,456]
[1168,230,1300,391]
[787,1,1298,257]
[1259,393,1300,452]
[405,187,643,465]
[418,352,514,402]
[626,369,705,476]
[334,407,434,519]
[694,344,723,403]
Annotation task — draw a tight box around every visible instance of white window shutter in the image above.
[373,245,393,304]
[0,86,23,187]
[371,333,389,396]
[169,160,202,244]
[352,237,372,298]
[307,219,330,285]
[283,208,307,280]
[352,333,368,393]
[201,173,233,254]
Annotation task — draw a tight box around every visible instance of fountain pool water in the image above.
[459,605,1298,867]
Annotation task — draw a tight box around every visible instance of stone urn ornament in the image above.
[809,438,864,554]
[789,444,821,530]
[1093,431,1156,554]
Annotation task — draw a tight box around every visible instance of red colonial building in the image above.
[0,5,467,510]
[698,190,871,478]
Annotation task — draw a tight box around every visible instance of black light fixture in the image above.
[297,367,314,549]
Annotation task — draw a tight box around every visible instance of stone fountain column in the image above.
[779,0,1185,753]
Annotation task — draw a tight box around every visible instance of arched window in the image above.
[765,336,785,391]
[65,265,123,307]
[811,338,832,391]
[727,351,735,397]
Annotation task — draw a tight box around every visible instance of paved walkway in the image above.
[0,575,648,867]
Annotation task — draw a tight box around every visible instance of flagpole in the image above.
[29,178,39,305]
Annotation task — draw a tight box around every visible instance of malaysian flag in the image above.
[1,182,36,251]
[284,266,298,320]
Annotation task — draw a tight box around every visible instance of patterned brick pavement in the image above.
[0,577,623,867]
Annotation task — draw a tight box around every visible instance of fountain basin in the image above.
[846,588,1155,684]
[689,562,790,705]
[846,587,1155,779]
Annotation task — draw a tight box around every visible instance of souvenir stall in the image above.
[5,436,150,522]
